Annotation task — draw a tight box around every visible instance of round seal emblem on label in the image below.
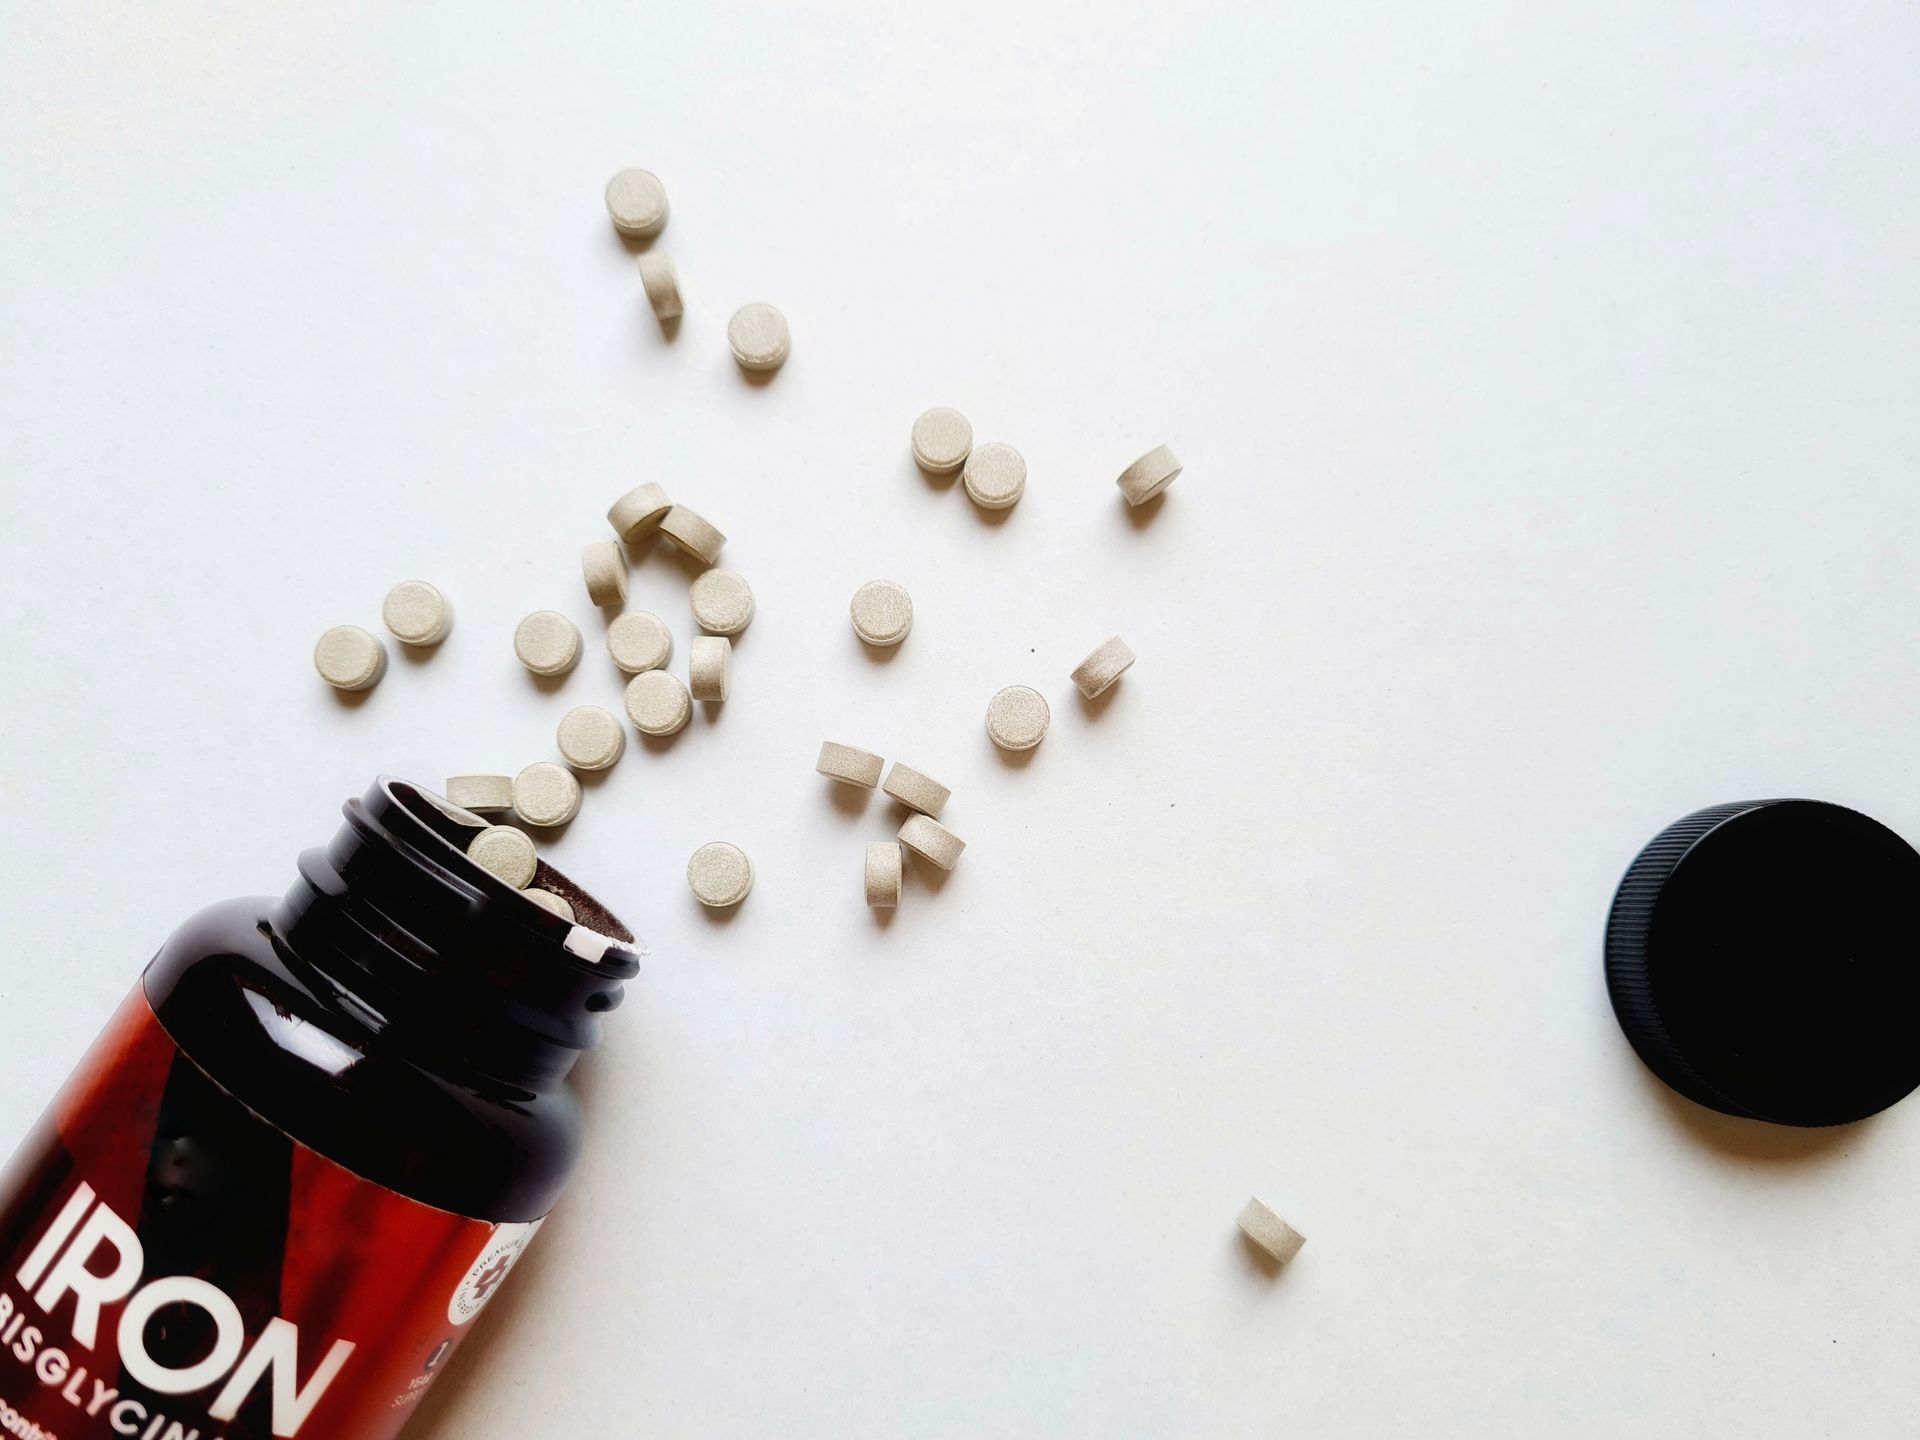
[448,1219,544,1326]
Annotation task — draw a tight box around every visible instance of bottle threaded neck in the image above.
[274,777,642,1088]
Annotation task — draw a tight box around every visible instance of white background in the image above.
[3,3,1919,1435]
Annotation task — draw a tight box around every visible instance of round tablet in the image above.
[514,611,582,677]
[726,303,790,373]
[689,635,732,701]
[986,685,1050,752]
[625,669,692,736]
[687,841,753,907]
[850,580,912,647]
[865,842,902,908]
[910,407,973,475]
[898,813,965,871]
[607,610,673,674]
[582,542,629,608]
[658,505,727,565]
[817,741,883,788]
[688,568,754,635]
[962,442,1026,510]
[608,482,672,543]
[467,825,537,889]
[525,887,576,922]
[381,581,453,646]
[1116,444,1183,506]
[605,168,669,237]
[557,705,627,771]
[314,625,387,691]
[513,761,582,827]
[419,788,488,829]
[1237,1198,1306,1266]
[445,774,514,814]
[882,763,949,819]
[638,252,683,321]
[1070,636,1136,700]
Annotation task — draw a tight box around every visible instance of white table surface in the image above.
[4,3,1919,1435]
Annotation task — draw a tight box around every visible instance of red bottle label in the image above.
[0,992,540,1440]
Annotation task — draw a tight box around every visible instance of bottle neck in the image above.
[274,778,643,1091]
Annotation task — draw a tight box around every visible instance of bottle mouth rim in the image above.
[364,775,644,980]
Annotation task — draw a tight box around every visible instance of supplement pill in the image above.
[865,842,902,908]
[608,482,673,543]
[849,580,913,647]
[986,685,1050,752]
[381,581,453,646]
[817,742,884,788]
[314,625,387,691]
[638,252,683,321]
[910,407,973,475]
[689,635,732,701]
[898,813,965,870]
[961,442,1026,511]
[445,774,514,813]
[1117,444,1183,506]
[557,705,627,771]
[514,611,582,677]
[726,303,791,373]
[1071,636,1136,699]
[607,610,673,674]
[1236,1197,1306,1265]
[687,842,753,907]
[688,568,754,635]
[625,669,692,736]
[467,825,538,889]
[582,542,629,608]
[605,168,669,237]
[419,788,488,829]
[525,887,576,922]
[882,762,950,818]
[658,505,727,565]
[513,762,583,827]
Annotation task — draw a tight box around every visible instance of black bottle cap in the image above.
[1606,799,1920,1127]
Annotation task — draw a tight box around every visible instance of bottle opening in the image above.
[395,777,641,956]
[278,776,644,1083]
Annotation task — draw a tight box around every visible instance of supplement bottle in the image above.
[0,778,641,1440]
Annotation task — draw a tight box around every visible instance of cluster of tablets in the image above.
[307,161,1305,1272]
[313,581,455,691]
[909,405,1185,514]
[311,468,756,910]
[497,477,754,896]
[898,405,1155,750]
[815,743,964,908]
[502,481,747,748]
[311,169,1174,935]
[909,406,1025,511]
[608,167,791,374]
[450,766,753,913]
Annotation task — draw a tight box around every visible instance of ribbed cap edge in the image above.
[1603,800,1787,1119]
